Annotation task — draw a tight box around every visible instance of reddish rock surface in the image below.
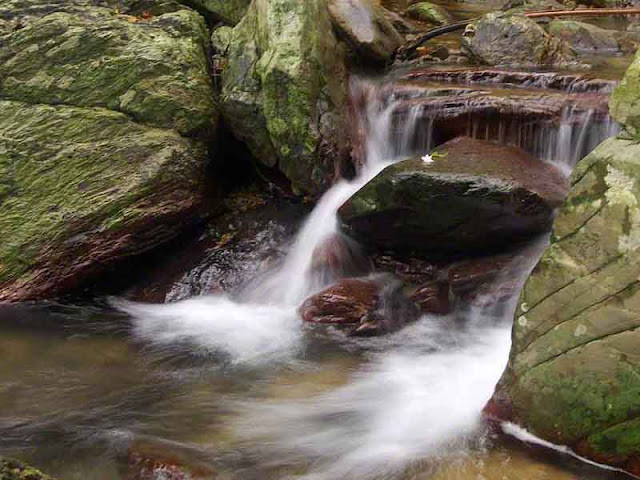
[126,440,215,480]
[411,281,450,315]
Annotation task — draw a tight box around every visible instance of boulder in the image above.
[410,281,450,315]
[0,5,217,137]
[300,277,419,335]
[328,0,403,64]
[549,20,619,53]
[461,12,577,67]
[186,0,250,24]
[492,135,640,474]
[0,102,208,302]
[220,0,350,195]
[610,48,640,139]
[338,137,569,257]
[405,2,452,26]
[0,459,54,480]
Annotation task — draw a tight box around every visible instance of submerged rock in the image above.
[300,277,419,335]
[0,102,209,302]
[126,439,216,480]
[328,0,403,64]
[549,20,620,53]
[492,134,640,475]
[0,459,54,480]
[220,0,350,195]
[338,136,568,257]
[462,12,576,67]
[405,2,452,26]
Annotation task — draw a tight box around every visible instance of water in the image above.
[0,76,629,480]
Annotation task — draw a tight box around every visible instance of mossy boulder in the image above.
[610,48,640,139]
[0,101,209,302]
[0,459,54,480]
[220,0,350,195]
[549,20,619,53]
[405,2,452,26]
[492,135,640,473]
[0,4,217,137]
[462,12,577,67]
[328,0,403,64]
[338,137,568,256]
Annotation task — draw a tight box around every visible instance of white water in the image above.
[119,77,620,479]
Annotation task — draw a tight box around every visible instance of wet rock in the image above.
[339,136,569,257]
[300,277,419,335]
[371,255,439,285]
[311,233,372,280]
[0,459,54,480]
[405,2,452,26]
[448,255,516,298]
[462,12,577,67]
[492,134,640,474]
[0,101,209,302]
[126,439,216,480]
[549,20,619,53]
[328,0,403,64]
[220,0,350,195]
[410,281,450,315]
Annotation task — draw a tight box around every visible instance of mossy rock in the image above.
[549,20,619,53]
[0,459,54,480]
[220,0,349,195]
[405,2,452,26]
[611,48,640,140]
[0,101,209,301]
[0,3,217,137]
[494,135,640,472]
[185,0,250,24]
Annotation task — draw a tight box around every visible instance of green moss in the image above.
[405,2,452,25]
[0,459,54,480]
[588,416,640,457]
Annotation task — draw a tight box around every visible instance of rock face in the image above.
[610,48,640,139]
[220,0,350,195]
[549,20,619,53]
[492,135,640,474]
[405,2,452,26]
[328,0,403,64]
[338,137,568,257]
[0,2,216,301]
[462,12,576,67]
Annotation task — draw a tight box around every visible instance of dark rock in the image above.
[339,136,569,257]
[328,0,403,64]
[410,281,450,315]
[311,233,373,280]
[448,254,515,297]
[300,276,419,335]
[462,12,577,67]
[372,254,439,285]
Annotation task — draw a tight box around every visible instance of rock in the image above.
[549,20,619,53]
[462,12,577,67]
[610,48,640,138]
[211,25,234,54]
[300,276,419,335]
[405,2,452,26]
[186,0,250,24]
[372,254,438,285]
[448,255,515,298]
[220,0,350,195]
[411,281,450,315]
[126,439,216,480]
[0,459,54,480]
[492,135,640,474]
[382,7,414,34]
[338,137,569,257]
[0,4,217,137]
[0,101,208,302]
[310,233,372,280]
[328,0,403,64]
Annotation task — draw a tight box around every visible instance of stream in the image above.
[0,69,633,480]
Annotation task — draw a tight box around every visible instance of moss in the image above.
[405,2,452,26]
[610,48,640,139]
[587,416,640,457]
[0,459,54,480]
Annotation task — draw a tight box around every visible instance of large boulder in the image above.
[405,2,452,26]
[491,135,640,474]
[610,48,640,139]
[186,0,250,24]
[462,12,577,67]
[338,137,568,257]
[0,4,217,137]
[220,0,350,195]
[328,0,403,64]
[549,20,620,53]
[0,102,209,302]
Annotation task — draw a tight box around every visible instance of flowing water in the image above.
[0,76,631,480]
